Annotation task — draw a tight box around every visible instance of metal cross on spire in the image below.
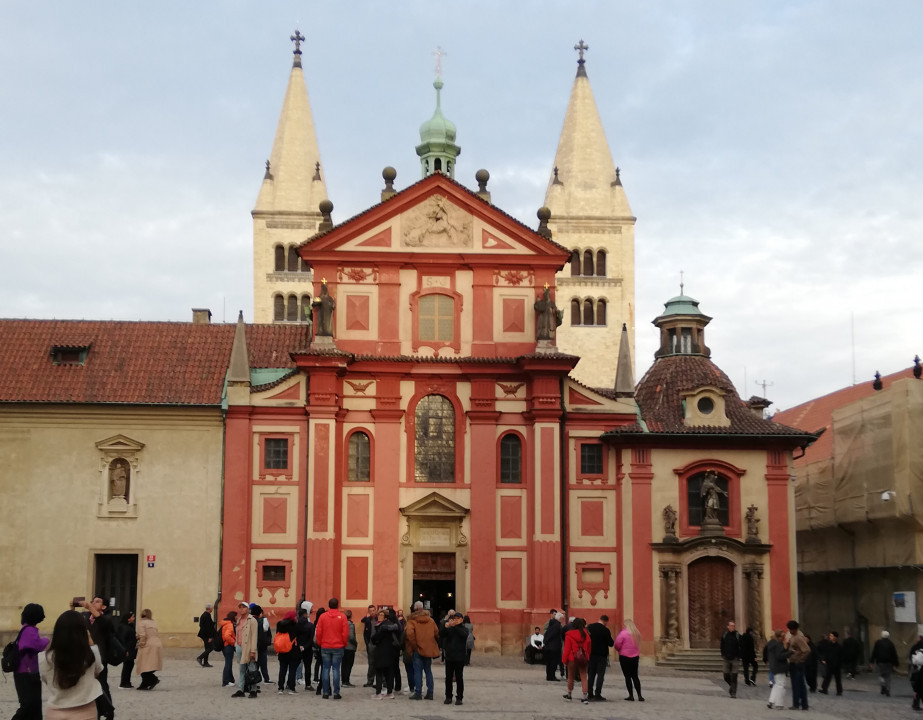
[433,46,446,79]
[291,29,305,55]
[679,270,685,295]
[574,39,589,63]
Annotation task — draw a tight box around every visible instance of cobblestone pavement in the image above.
[0,649,916,720]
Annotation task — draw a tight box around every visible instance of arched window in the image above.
[273,294,284,321]
[286,295,298,322]
[414,394,455,483]
[499,434,522,484]
[418,294,454,342]
[347,431,371,482]
[583,299,594,326]
[687,471,730,527]
[300,295,312,323]
[583,250,594,277]
[571,299,582,326]
[570,250,581,277]
[434,158,443,173]
[299,256,310,273]
[596,298,607,326]
[286,246,298,272]
[596,250,607,277]
[274,245,285,272]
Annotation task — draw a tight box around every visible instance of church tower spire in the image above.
[544,40,636,388]
[415,48,460,178]
[252,30,328,324]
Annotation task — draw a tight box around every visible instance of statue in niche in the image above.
[700,469,726,522]
[109,459,130,500]
[313,281,336,336]
[534,286,563,340]
[663,504,678,539]
[746,504,760,540]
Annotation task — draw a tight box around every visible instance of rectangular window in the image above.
[500,435,522,484]
[580,443,604,476]
[264,438,289,469]
[418,295,454,342]
[348,432,371,482]
[261,564,286,583]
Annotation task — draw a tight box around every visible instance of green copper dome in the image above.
[660,294,708,318]
[416,78,460,178]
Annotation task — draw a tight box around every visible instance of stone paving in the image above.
[0,648,916,720]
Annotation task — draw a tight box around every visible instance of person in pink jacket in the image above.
[613,618,644,701]
[561,617,593,704]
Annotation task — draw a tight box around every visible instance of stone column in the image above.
[660,564,682,640]
[743,564,764,639]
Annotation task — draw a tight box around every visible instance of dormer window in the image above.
[682,386,730,427]
[51,345,90,365]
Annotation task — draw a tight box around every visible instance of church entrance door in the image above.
[412,552,456,621]
[94,553,138,619]
[687,557,734,648]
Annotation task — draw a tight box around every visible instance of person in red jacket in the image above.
[313,597,349,699]
[562,617,592,704]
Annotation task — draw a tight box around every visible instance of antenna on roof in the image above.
[755,378,773,397]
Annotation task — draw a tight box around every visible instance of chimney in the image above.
[192,308,212,325]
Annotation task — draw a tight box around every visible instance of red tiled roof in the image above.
[0,320,306,406]
[772,367,916,466]
[604,354,816,440]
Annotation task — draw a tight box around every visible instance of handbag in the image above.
[244,661,262,692]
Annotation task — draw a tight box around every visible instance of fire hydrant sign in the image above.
[147,554,156,568]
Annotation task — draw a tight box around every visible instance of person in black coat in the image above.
[370,609,402,698]
[870,630,899,696]
[805,634,819,692]
[586,615,614,701]
[720,621,742,698]
[296,606,315,689]
[818,631,843,695]
[841,628,861,679]
[439,610,469,705]
[196,603,216,668]
[739,627,758,686]
[544,613,564,682]
[117,612,138,689]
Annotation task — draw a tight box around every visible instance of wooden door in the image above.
[687,557,735,648]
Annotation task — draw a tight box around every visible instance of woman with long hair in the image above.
[116,611,137,689]
[561,617,592,704]
[38,610,103,720]
[12,602,48,720]
[218,611,237,687]
[613,618,644,701]
[134,609,163,690]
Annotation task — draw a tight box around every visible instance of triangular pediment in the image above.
[563,379,639,415]
[95,434,145,453]
[400,491,469,518]
[300,174,569,264]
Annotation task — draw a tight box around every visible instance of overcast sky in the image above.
[1,1,919,411]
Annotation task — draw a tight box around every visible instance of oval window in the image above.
[697,397,715,415]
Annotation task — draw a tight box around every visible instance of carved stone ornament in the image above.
[662,504,678,543]
[745,504,761,543]
[95,434,144,518]
[401,195,472,248]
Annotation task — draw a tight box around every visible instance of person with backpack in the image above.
[274,611,300,695]
[561,617,592,704]
[249,604,272,684]
[216,611,237,687]
[8,602,48,720]
[614,618,644,702]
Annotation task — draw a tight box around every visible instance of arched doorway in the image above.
[688,557,735,648]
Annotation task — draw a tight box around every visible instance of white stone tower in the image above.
[544,40,635,386]
[252,30,328,324]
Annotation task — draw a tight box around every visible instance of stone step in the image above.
[658,648,724,672]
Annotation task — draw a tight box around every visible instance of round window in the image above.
[697,396,715,415]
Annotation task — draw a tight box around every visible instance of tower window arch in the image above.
[273,294,284,321]
[583,250,594,277]
[274,245,285,272]
[299,255,310,273]
[414,394,455,483]
[583,298,594,326]
[570,250,581,277]
[596,250,607,277]
[287,246,299,272]
[434,158,443,173]
[286,295,298,322]
[571,299,582,326]
[300,295,312,323]
[596,298,607,326]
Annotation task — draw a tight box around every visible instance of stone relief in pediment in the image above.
[401,195,472,248]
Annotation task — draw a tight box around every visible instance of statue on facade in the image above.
[534,285,563,341]
[746,504,761,542]
[314,281,336,336]
[109,459,129,500]
[663,504,678,542]
[700,469,726,522]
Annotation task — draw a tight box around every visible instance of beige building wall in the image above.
[0,406,224,644]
